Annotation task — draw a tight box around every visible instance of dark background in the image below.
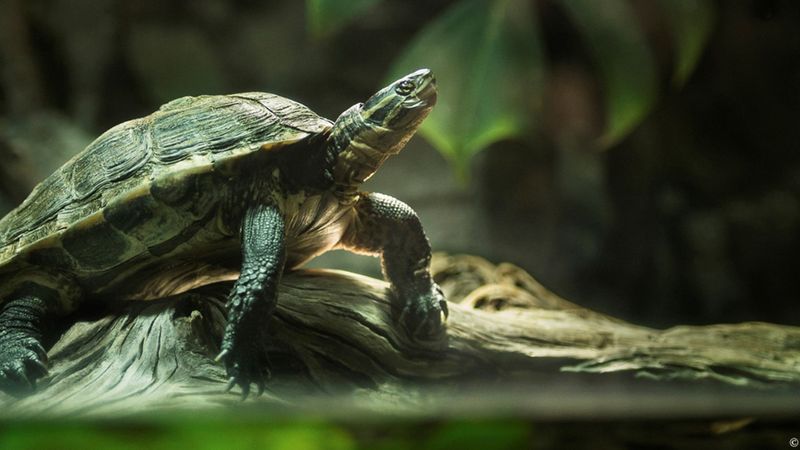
[0,0,798,330]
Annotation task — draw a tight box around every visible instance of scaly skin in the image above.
[216,192,447,398]
[216,204,285,398]
[340,193,448,338]
[0,290,51,394]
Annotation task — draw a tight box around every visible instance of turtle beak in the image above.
[404,68,437,108]
[415,69,437,104]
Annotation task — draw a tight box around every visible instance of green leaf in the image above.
[306,0,383,38]
[659,0,715,87]
[388,0,544,174]
[557,0,658,148]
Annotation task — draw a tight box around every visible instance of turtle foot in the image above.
[217,295,272,400]
[396,283,449,341]
[0,331,48,395]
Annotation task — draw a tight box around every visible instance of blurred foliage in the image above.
[307,0,382,38]
[308,0,715,167]
[0,420,531,450]
[388,0,543,176]
[0,417,792,449]
[660,0,715,87]
[128,26,227,104]
[556,0,657,148]
[421,421,531,450]
[0,421,353,450]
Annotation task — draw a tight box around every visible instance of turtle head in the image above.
[328,69,436,188]
[361,68,437,131]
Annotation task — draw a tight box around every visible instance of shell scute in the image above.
[69,121,151,199]
[0,92,329,269]
[153,96,280,164]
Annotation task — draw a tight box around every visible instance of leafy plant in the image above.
[306,0,715,170]
[387,0,543,175]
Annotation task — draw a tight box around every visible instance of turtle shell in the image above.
[0,92,332,271]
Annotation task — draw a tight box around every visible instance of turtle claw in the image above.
[217,342,271,399]
[217,307,272,399]
[225,377,236,392]
[240,383,250,401]
[30,359,49,378]
[396,283,448,340]
[0,366,27,387]
[215,349,229,363]
[256,380,266,397]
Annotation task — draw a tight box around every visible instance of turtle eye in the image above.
[395,80,415,96]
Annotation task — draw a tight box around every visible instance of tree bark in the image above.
[2,254,799,417]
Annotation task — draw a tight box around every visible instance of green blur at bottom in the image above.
[0,420,532,450]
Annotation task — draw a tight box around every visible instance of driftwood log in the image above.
[1,253,799,418]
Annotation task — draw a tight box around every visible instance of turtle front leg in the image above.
[0,282,68,394]
[217,203,286,398]
[340,192,448,339]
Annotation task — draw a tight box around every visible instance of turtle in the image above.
[0,68,447,397]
